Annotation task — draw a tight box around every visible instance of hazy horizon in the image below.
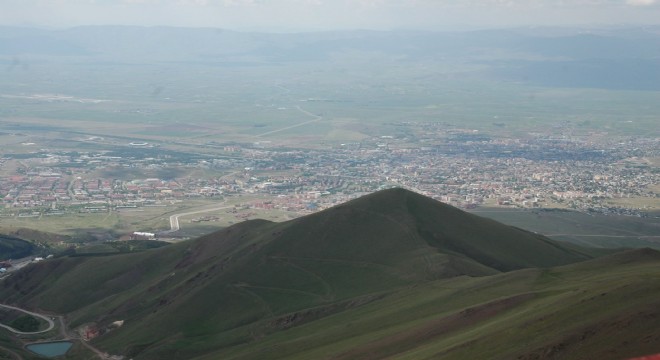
[3,0,660,33]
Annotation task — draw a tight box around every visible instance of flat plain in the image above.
[0,26,658,251]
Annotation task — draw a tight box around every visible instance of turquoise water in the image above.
[26,341,73,357]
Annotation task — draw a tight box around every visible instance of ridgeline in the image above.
[1,188,658,359]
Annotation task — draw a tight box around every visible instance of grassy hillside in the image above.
[0,235,35,261]
[1,189,644,359]
[0,228,71,246]
[198,248,660,360]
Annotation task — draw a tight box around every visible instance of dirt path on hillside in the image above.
[0,304,55,334]
[1,305,110,360]
[0,345,22,360]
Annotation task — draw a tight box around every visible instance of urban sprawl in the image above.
[1,123,658,227]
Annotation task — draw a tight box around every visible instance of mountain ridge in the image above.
[1,188,657,359]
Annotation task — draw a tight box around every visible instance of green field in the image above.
[3,52,660,151]
[470,207,660,249]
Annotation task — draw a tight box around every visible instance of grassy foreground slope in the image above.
[0,188,634,359]
[205,248,660,360]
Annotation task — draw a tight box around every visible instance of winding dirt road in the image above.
[0,304,55,335]
[0,304,110,359]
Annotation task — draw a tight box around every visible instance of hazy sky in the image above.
[2,0,660,31]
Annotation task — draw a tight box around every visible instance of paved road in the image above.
[0,304,55,335]
[166,205,233,232]
[256,105,322,137]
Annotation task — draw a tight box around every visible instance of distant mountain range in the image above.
[2,25,660,90]
[2,25,660,62]
[2,188,659,359]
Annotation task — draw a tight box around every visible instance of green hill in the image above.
[203,247,660,360]
[0,235,35,261]
[2,188,657,359]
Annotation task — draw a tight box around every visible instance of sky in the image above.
[2,0,660,31]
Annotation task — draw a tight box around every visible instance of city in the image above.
[1,121,657,236]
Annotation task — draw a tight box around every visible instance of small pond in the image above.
[26,341,73,358]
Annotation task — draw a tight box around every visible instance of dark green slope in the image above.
[324,188,593,271]
[0,188,596,359]
[0,235,35,260]
[199,248,660,360]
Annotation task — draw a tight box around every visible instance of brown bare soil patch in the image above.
[518,303,660,360]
